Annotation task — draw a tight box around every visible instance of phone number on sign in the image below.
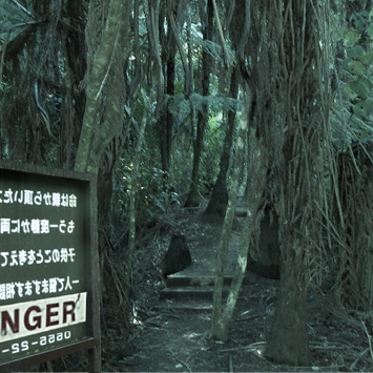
[2,330,72,355]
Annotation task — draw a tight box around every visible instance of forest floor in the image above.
[100,205,373,372]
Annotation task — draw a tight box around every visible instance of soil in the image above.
[100,209,373,372]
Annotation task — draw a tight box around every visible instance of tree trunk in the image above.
[61,0,87,169]
[205,66,238,216]
[205,0,247,216]
[211,105,248,341]
[334,148,373,311]
[265,239,310,365]
[74,0,131,335]
[74,0,128,174]
[262,0,330,365]
[163,34,175,174]
[159,3,173,175]
[184,0,213,208]
[124,114,147,325]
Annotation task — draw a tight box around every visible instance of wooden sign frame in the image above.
[0,160,101,372]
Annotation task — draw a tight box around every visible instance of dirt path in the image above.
[101,212,373,372]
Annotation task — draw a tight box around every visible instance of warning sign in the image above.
[0,293,86,343]
[0,161,99,370]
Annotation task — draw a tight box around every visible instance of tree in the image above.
[210,98,251,341]
[259,0,331,365]
[184,0,213,207]
[205,66,238,217]
[205,0,249,217]
[74,0,129,175]
[159,2,176,176]
[0,0,87,166]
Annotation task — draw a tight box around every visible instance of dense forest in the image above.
[1,0,373,371]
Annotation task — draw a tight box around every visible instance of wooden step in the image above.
[152,299,213,311]
[159,285,229,300]
[166,274,249,288]
[235,207,249,217]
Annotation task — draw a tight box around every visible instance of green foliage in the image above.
[119,160,180,216]
[171,148,193,191]
[166,92,190,133]
[332,3,373,150]
[345,78,373,100]
[202,114,225,186]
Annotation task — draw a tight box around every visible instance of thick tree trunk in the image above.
[74,0,128,174]
[74,0,131,338]
[245,0,331,365]
[265,239,310,365]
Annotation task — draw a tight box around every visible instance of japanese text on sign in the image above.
[0,189,77,207]
[0,219,75,234]
[0,163,95,369]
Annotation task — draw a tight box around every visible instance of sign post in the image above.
[0,161,100,372]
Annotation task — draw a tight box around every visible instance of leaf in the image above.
[367,23,373,40]
[347,78,373,100]
[344,83,358,100]
[348,60,366,76]
[360,50,373,65]
[346,46,373,65]
[353,97,373,118]
[344,28,361,47]
[347,45,365,59]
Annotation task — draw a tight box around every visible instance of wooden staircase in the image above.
[155,273,249,311]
